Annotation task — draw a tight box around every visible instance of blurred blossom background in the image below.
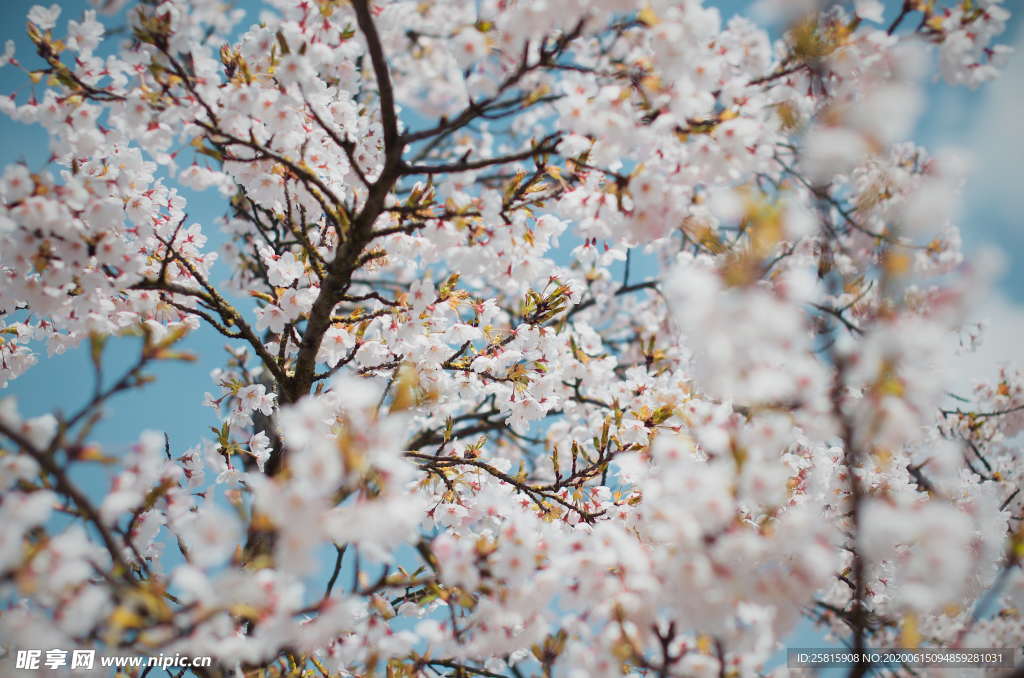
[0,0,1021,662]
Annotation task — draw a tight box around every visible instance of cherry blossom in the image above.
[0,1,1021,676]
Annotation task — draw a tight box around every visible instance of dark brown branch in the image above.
[353,0,400,157]
[942,404,1024,421]
[408,451,605,522]
[288,3,406,406]
[565,280,659,320]
[399,133,561,175]
[830,356,871,678]
[143,240,290,388]
[0,420,131,574]
[887,1,913,35]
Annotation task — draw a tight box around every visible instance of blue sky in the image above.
[1,0,1021,670]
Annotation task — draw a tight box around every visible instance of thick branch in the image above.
[287,0,405,406]
[353,0,400,157]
